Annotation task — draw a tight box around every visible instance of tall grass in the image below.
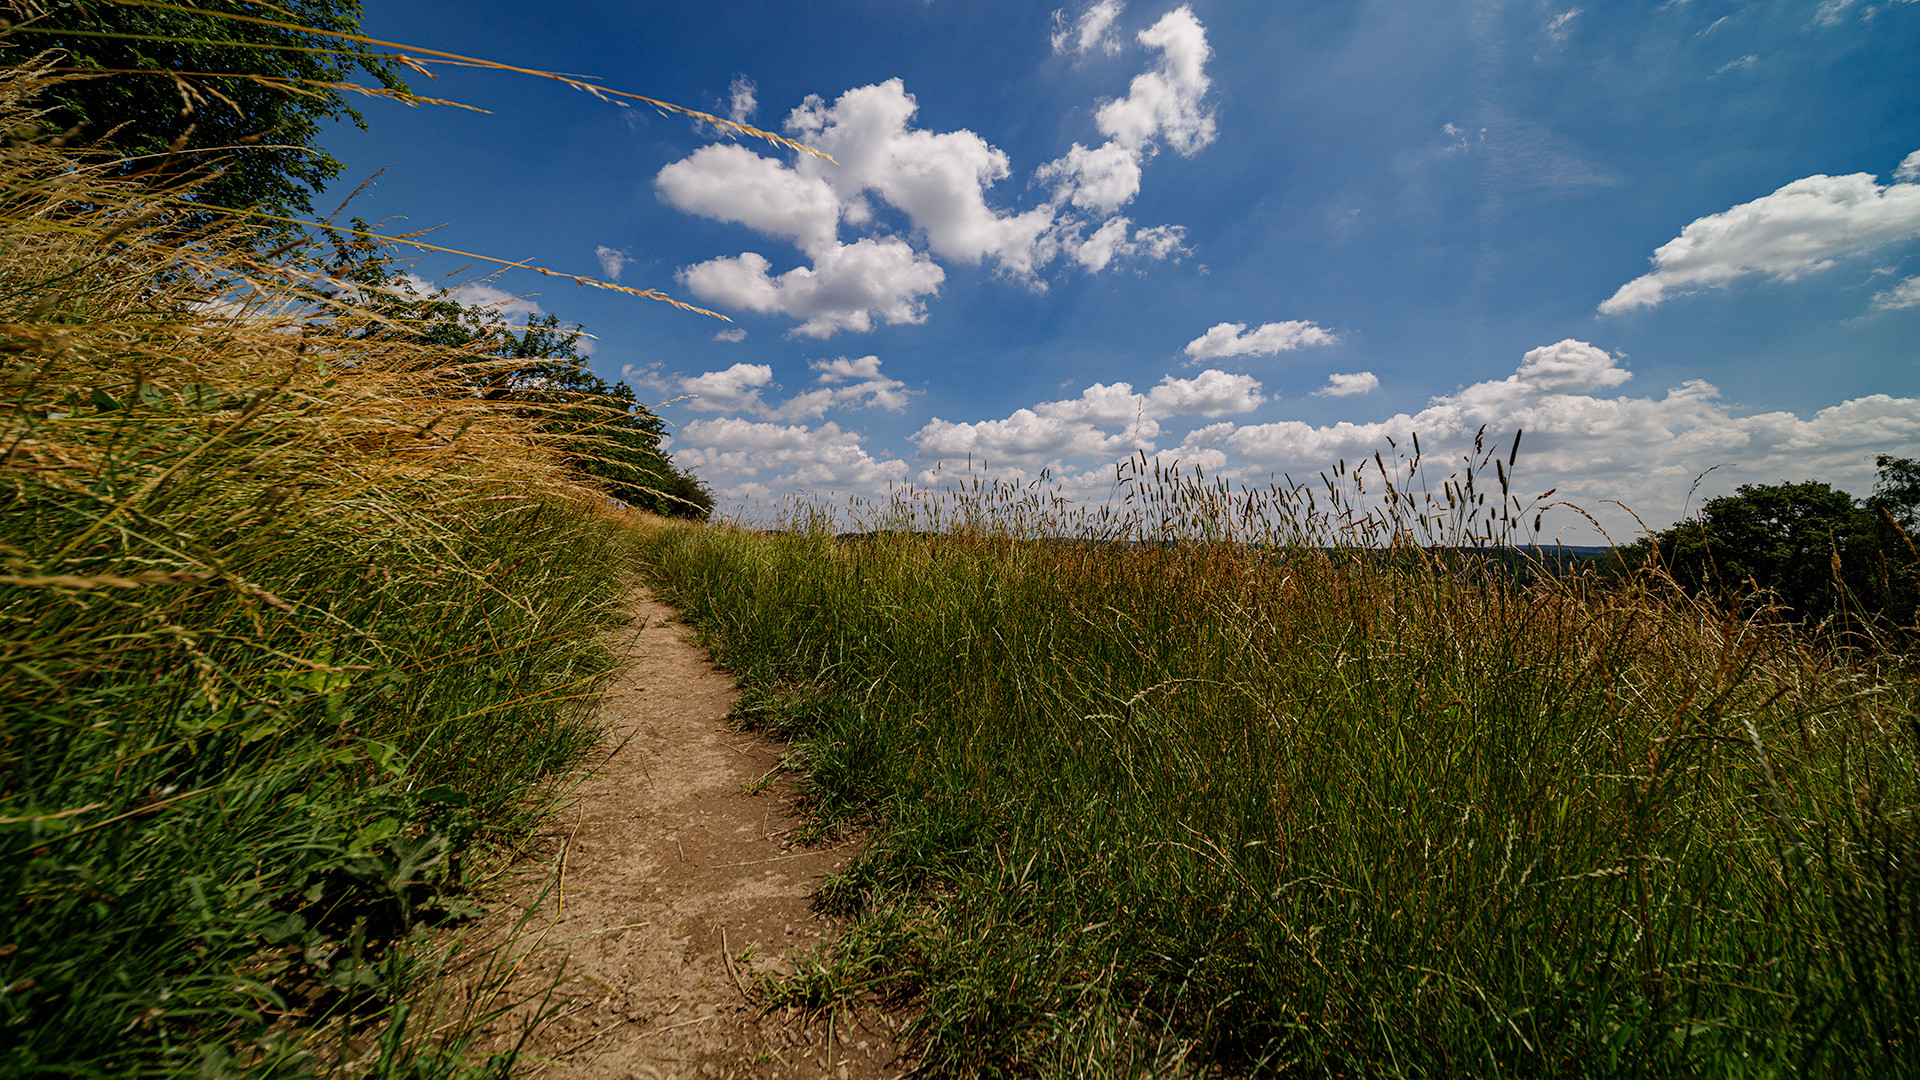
[0,64,647,1075]
[639,455,1920,1077]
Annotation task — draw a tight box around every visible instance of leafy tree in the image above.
[512,349,715,520]
[3,2,715,513]
[1662,480,1871,618]
[1624,459,1920,632]
[321,225,712,518]
[1868,453,1920,535]
[1862,455,1920,627]
[6,0,408,221]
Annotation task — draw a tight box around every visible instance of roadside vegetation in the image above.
[0,8,725,1070]
[638,448,1920,1077]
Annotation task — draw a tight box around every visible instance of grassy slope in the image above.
[0,70,647,1076]
[639,514,1919,1078]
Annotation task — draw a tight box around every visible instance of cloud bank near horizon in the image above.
[649,337,1920,540]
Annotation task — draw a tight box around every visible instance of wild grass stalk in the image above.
[0,63,648,1075]
[638,455,1919,1076]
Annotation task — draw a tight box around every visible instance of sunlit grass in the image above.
[639,458,1920,1077]
[0,63,654,1076]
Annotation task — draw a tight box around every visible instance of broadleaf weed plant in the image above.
[639,438,1920,1076]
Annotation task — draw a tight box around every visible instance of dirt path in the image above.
[479,590,904,1079]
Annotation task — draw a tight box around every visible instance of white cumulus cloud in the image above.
[1183,320,1339,362]
[677,238,946,338]
[1096,4,1216,155]
[1039,369,1265,423]
[810,354,886,383]
[645,355,912,423]
[1173,421,1235,472]
[1600,153,1920,313]
[876,340,1920,541]
[594,246,630,281]
[1138,368,1266,418]
[1052,0,1125,56]
[678,362,775,414]
[1056,216,1190,271]
[727,75,757,124]
[1036,141,1143,216]
[673,418,908,495]
[1040,4,1215,217]
[1315,372,1379,397]
[911,368,1262,468]
[765,356,915,421]
[656,142,841,258]
[1503,338,1632,395]
[914,410,1158,468]
[657,14,1215,335]
[1216,339,1920,539]
[787,80,1058,278]
[1066,216,1134,272]
[1132,224,1191,260]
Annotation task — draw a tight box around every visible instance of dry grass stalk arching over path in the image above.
[480,589,906,1080]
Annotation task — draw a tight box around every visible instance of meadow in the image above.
[2,27,1914,1076]
[636,457,1920,1078]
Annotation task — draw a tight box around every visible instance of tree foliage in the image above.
[4,3,716,514]
[324,226,713,518]
[1622,458,1920,631]
[511,348,716,520]
[6,0,408,220]
[1870,453,1920,535]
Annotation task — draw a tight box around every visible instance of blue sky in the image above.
[326,0,1920,538]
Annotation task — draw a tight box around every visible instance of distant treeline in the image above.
[837,454,1920,636]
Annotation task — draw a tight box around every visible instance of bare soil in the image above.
[477,590,905,1080]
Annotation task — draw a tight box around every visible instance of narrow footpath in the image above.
[480,590,904,1080]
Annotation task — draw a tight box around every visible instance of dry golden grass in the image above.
[0,59,669,1076]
